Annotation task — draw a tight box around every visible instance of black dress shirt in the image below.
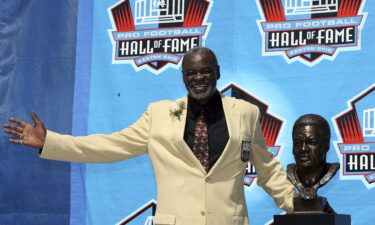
[184,91,229,171]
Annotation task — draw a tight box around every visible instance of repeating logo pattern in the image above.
[108,0,212,74]
[332,84,375,188]
[256,0,367,66]
[221,84,284,186]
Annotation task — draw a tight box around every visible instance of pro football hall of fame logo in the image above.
[256,0,367,66]
[332,84,375,188]
[108,0,212,74]
[221,84,284,187]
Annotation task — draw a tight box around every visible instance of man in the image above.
[287,114,339,212]
[3,47,294,225]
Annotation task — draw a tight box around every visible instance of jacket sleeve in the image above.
[40,104,152,163]
[249,107,295,213]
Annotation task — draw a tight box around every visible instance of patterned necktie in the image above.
[192,111,210,172]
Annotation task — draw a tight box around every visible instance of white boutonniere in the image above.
[169,101,186,121]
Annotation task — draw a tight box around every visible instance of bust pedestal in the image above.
[273,214,351,225]
[293,196,329,213]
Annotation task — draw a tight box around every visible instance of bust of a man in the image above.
[287,114,339,213]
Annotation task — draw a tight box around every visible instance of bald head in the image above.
[182,47,218,70]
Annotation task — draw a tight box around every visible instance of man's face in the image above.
[182,51,220,104]
[293,125,328,170]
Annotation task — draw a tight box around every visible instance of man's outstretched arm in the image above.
[3,106,152,163]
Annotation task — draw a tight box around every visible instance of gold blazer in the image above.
[41,96,294,225]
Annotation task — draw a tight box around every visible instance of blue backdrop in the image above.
[0,0,77,224]
[1,0,375,224]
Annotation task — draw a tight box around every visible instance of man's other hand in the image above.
[3,112,47,149]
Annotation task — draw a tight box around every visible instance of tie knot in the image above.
[198,110,207,122]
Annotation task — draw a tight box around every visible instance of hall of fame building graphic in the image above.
[256,0,367,66]
[332,84,375,188]
[108,0,212,74]
[221,84,284,187]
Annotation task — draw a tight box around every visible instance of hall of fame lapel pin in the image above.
[241,140,251,162]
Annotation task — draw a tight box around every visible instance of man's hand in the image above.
[3,112,47,149]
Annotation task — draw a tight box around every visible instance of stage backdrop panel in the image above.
[1,0,375,225]
[0,0,78,224]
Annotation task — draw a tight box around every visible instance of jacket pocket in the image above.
[232,215,244,225]
[154,213,176,225]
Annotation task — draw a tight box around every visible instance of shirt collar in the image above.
[187,91,223,122]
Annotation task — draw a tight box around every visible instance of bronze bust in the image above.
[287,114,339,213]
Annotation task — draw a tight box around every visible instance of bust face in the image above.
[293,125,327,170]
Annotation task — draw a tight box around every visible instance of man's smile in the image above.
[190,83,209,92]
